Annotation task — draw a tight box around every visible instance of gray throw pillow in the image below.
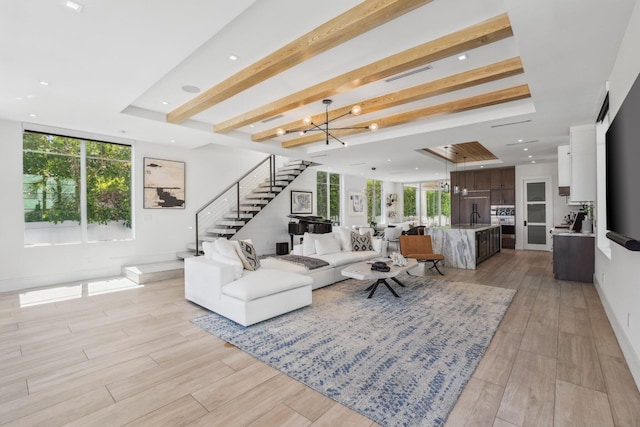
[351,231,374,252]
[238,240,261,271]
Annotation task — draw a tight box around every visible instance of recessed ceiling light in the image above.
[528,155,532,158]
[518,139,523,142]
[169,139,175,143]
[531,160,536,164]
[523,148,529,151]
[29,113,37,117]
[229,55,239,61]
[415,167,419,170]
[39,81,49,86]
[182,85,201,94]
[480,165,484,168]
[458,54,468,61]
[161,101,169,105]
[387,159,391,162]
[63,0,84,12]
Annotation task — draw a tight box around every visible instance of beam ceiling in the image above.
[166,0,432,124]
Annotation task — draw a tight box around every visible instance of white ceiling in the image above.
[1,0,636,183]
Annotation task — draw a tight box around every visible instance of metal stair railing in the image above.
[194,155,278,255]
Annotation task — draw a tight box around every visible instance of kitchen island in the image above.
[426,224,501,270]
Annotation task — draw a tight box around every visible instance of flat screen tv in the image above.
[605,71,640,251]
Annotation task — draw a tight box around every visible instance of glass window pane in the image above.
[366,179,382,224]
[527,225,547,244]
[86,141,132,241]
[527,204,546,223]
[403,185,417,219]
[527,182,546,202]
[23,132,81,245]
[316,171,328,219]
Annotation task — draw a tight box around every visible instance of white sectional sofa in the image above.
[184,228,384,326]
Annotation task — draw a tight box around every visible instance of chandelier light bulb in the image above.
[276,128,286,136]
[369,123,379,131]
[351,105,362,115]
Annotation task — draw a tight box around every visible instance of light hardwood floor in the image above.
[1,250,639,426]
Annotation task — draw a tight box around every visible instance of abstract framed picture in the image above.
[291,190,312,214]
[143,157,185,209]
[349,191,365,216]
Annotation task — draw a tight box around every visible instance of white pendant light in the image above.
[462,156,468,196]
[443,146,450,193]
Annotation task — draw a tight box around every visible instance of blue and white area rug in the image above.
[193,276,516,427]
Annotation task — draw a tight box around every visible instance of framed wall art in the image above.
[143,157,185,209]
[349,192,365,216]
[291,190,312,214]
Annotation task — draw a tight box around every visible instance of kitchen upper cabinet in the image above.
[569,124,596,202]
[489,167,515,204]
[471,170,492,190]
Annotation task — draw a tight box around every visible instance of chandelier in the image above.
[276,99,378,145]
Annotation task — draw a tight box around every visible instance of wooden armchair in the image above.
[400,235,445,275]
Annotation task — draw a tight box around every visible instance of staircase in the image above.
[182,156,312,257]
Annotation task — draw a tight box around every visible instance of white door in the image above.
[523,178,552,251]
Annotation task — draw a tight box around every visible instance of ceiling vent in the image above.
[490,119,532,128]
[385,65,432,83]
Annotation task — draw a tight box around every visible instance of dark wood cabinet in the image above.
[553,234,594,282]
[489,167,515,205]
[476,227,501,264]
[471,169,492,190]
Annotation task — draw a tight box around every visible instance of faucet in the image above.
[470,203,481,225]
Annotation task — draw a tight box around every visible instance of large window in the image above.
[23,131,132,245]
[317,171,340,224]
[403,181,450,226]
[366,179,382,225]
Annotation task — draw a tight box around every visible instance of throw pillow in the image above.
[336,227,353,251]
[215,238,241,262]
[315,237,341,255]
[302,233,333,256]
[351,231,374,252]
[237,240,261,271]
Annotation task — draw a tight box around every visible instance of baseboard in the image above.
[593,274,640,390]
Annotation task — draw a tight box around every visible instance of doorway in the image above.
[523,178,552,251]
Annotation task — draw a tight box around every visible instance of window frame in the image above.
[23,130,134,246]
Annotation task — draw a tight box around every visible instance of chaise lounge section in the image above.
[184,228,385,325]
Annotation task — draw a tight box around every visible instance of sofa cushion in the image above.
[215,238,242,263]
[310,251,363,267]
[351,231,374,252]
[222,269,312,301]
[315,237,341,256]
[302,232,334,256]
[237,240,261,271]
[336,227,353,251]
[210,252,244,279]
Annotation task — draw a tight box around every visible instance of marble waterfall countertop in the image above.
[425,225,499,270]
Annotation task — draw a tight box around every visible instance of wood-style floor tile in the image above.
[599,354,640,426]
[472,330,521,386]
[496,350,556,426]
[557,331,605,392]
[444,377,504,427]
[0,249,637,427]
[554,380,614,427]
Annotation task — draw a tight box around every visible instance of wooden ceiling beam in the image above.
[215,13,513,134]
[252,56,524,142]
[166,0,432,124]
[281,84,531,148]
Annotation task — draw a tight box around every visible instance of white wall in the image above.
[594,0,640,387]
[341,174,368,228]
[0,119,268,292]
